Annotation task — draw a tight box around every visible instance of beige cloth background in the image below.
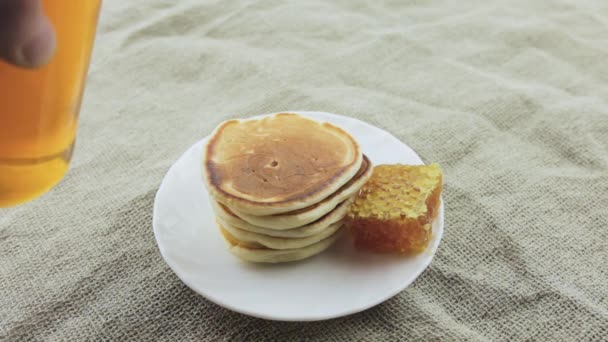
[2,0,608,340]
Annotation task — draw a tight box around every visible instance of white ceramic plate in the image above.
[153,111,444,321]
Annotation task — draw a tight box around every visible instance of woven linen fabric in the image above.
[1,0,607,340]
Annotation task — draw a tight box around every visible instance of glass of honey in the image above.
[0,0,101,207]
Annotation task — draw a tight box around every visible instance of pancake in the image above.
[204,113,363,216]
[231,155,372,229]
[220,225,343,263]
[218,219,343,250]
[211,197,353,238]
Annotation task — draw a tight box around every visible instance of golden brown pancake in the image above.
[231,155,372,229]
[219,226,265,249]
[204,113,363,215]
[219,219,343,250]
[219,224,344,263]
[211,197,353,238]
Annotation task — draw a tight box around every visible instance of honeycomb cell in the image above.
[346,163,443,254]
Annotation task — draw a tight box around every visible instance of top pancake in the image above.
[204,113,363,215]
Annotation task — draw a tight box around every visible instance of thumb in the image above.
[0,0,56,68]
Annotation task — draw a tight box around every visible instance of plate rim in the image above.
[153,111,444,321]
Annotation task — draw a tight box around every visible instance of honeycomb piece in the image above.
[346,163,442,254]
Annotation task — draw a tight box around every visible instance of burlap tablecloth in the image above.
[2,0,607,340]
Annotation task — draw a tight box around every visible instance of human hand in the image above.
[0,0,55,68]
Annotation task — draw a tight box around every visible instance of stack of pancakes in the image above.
[203,113,372,263]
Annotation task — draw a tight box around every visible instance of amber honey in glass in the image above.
[0,0,101,207]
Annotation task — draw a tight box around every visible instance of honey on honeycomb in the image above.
[346,163,442,254]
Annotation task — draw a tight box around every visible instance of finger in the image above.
[0,0,56,68]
